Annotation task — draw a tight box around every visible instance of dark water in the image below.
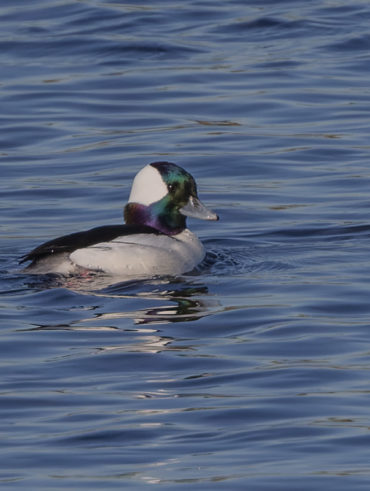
[2,0,370,488]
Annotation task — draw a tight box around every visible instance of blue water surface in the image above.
[2,0,370,489]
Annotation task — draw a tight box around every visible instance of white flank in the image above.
[128,164,168,206]
[70,230,205,276]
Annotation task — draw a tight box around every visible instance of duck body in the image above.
[22,226,205,276]
[20,162,218,278]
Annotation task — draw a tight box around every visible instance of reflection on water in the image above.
[21,275,220,328]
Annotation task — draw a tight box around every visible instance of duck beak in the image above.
[180,196,219,221]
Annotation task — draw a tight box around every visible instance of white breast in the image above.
[70,229,205,277]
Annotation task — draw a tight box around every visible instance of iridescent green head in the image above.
[124,161,218,235]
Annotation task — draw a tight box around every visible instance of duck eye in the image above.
[168,182,178,193]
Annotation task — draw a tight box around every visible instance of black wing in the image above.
[20,224,161,265]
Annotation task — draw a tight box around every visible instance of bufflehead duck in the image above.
[20,162,219,277]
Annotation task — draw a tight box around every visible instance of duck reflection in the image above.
[92,280,219,325]
[96,293,213,325]
[24,275,220,329]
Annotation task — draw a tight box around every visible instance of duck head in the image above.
[124,162,219,235]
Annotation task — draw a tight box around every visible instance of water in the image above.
[2,0,370,488]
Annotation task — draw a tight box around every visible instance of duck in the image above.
[20,161,219,278]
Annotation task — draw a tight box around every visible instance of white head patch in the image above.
[128,164,168,206]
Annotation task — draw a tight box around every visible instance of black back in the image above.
[20,224,162,265]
